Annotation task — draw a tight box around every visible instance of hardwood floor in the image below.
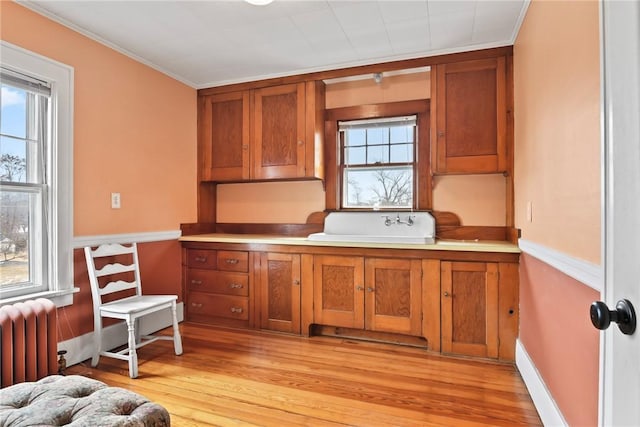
[67,323,541,426]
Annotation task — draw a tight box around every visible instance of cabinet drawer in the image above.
[217,251,248,272]
[187,270,248,296]
[188,292,249,321]
[187,249,216,269]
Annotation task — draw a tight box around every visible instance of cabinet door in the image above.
[260,252,301,334]
[364,258,422,336]
[313,255,365,329]
[433,57,507,174]
[441,261,499,358]
[200,91,250,181]
[252,83,306,180]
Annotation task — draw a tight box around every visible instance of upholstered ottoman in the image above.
[0,375,170,426]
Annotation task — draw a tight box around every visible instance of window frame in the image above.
[339,115,418,209]
[0,41,75,307]
[324,100,431,212]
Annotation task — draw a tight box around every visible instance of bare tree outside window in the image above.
[0,154,28,279]
[370,169,412,207]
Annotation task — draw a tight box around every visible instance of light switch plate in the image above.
[111,192,121,209]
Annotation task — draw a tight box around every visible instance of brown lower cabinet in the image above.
[312,256,422,336]
[441,261,499,358]
[258,252,301,334]
[182,242,519,361]
[184,249,251,328]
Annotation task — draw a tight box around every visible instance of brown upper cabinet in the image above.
[200,91,250,181]
[431,57,507,174]
[199,81,325,182]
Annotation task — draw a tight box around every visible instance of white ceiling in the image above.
[19,0,529,89]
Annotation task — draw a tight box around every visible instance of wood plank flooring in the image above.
[67,323,541,426]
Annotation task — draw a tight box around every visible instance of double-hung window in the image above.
[0,68,50,297]
[339,115,416,209]
[0,42,74,306]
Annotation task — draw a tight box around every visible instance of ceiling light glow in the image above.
[245,0,274,5]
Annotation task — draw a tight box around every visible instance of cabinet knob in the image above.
[191,302,203,308]
[437,131,445,138]
[366,287,375,293]
[443,291,450,297]
[225,258,239,265]
[293,280,300,286]
[229,283,243,289]
[230,307,243,314]
[297,140,304,146]
[356,286,364,291]
[194,256,207,263]
[191,279,202,285]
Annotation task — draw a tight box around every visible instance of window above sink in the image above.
[340,115,416,210]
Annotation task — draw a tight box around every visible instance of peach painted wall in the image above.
[514,1,601,425]
[519,254,600,426]
[514,0,601,263]
[217,71,506,226]
[325,71,430,109]
[217,181,325,223]
[432,174,506,226]
[2,2,196,341]
[1,2,198,236]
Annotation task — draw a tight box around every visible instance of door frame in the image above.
[599,0,640,425]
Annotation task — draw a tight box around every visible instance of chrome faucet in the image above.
[395,215,415,226]
[382,214,415,226]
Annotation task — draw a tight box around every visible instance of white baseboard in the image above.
[516,339,567,426]
[58,302,183,368]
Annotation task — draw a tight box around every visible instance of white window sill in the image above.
[0,287,79,308]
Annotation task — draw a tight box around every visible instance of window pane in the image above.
[0,190,32,288]
[0,84,27,139]
[343,166,413,208]
[0,136,27,183]
[390,143,413,163]
[345,146,366,165]
[390,125,414,144]
[367,144,389,164]
[344,128,365,146]
[367,127,388,145]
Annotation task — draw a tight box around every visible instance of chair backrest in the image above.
[84,243,143,307]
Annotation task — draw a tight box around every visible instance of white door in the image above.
[601,1,640,425]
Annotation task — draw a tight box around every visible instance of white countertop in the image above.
[179,233,521,253]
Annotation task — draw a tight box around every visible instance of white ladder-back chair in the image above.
[84,242,183,378]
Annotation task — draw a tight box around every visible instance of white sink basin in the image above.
[308,211,435,245]
[307,232,434,244]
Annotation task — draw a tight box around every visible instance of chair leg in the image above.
[134,318,141,345]
[92,320,102,367]
[126,317,138,379]
[171,302,183,356]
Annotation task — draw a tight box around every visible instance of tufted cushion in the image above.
[0,375,170,426]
